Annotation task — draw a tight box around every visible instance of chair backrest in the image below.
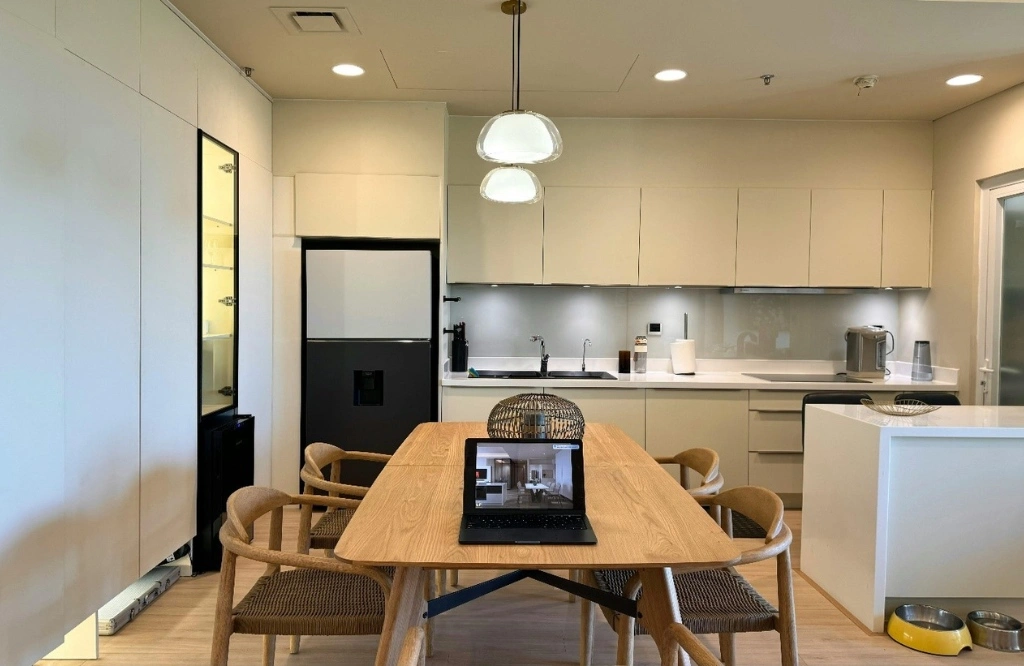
[802,391,872,445]
[301,442,380,498]
[655,448,723,496]
[894,391,960,406]
[703,486,792,566]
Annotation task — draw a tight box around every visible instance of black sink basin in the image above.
[470,370,543,379]
[546,371,618,380]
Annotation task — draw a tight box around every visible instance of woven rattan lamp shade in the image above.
[486,393,585,439]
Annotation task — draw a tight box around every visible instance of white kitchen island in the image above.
[802,405,1024,632]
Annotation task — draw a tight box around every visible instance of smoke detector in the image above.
[854,75,879,94]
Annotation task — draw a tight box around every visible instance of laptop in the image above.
[459,438,597,545]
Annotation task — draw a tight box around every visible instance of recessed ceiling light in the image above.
[946,74,982,86]
[332,63,364,77]
[655,69,687,82]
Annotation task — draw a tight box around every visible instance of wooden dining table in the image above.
[335,422,741,666]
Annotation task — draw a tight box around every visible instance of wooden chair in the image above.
[298,442,391,555]
[211,486,393,666]
[660,624,724,666]
[580,486,797,666]
[655,448,725,529]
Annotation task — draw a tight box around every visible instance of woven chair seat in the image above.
[232,567,389,636]
[309,508,356,550]
[593,568,778,636]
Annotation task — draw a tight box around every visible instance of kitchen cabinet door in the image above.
[295,173,441,239]
[198,45,239,146]
[882,190,932,287]
[543,187,640,285]
[748,453,803,508]
[57,0,141,91]
[236,77,272,170]
[735,188,811,287]
[0,17,66,665]
[549,388,646,447]
[646,390,749,489]
[140,99,197,574]
[640,188,738,286]
[447,185,543,284]
[809,189,883,287]
[442,387,542,422]
[63,51,142,627]
[140,0,199,126]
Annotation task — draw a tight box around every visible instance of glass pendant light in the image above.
[480,165,542,204]
[477,0,562,165]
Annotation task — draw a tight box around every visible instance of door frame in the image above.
[976,174,1024,404]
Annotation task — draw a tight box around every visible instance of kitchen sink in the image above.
[546,371,618,380]
[468,370,617,380]
[470,370,543,379]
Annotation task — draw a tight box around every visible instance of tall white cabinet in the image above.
[0,3,274,662]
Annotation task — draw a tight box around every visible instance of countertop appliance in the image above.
[744,373,870,383]
[846,325,891,379]
[303,242,438,488]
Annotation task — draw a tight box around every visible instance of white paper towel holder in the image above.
[671,313,697,375]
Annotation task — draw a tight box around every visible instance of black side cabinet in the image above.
[194,413,254,573]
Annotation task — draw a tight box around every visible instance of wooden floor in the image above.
[38,508,1021,666]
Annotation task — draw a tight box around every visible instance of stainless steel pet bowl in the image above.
[967,611,1024,652]
[887,604,972,655]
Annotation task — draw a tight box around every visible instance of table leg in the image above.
[637,567,691,666]
[375,566,428,666]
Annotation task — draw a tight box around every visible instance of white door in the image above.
[978,180,1024,404]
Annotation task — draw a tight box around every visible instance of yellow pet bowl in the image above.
[888,604,973,656]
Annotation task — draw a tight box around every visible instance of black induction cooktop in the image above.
[743,373,871,383]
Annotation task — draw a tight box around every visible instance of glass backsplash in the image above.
[448,285,899,361]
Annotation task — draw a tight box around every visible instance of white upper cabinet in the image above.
[294,173,441,239]
[236,78,272,170]
[639,187,738,286]
[543,186,641,285]
[198,45,238,146]
[447,185,543,284]
[735,188,811,287]
[809,189,883,287]
[140,0,198,126]
[882,189,932,288]
[57,0,141,91]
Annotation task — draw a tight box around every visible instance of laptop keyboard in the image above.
[465,514,587,530]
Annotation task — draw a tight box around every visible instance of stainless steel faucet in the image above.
[582,338,592,371]
[530,335,549,374]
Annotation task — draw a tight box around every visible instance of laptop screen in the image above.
[464,438,585,513]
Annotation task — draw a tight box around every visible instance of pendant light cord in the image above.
[510,3,515,110]
[516,0,522,111]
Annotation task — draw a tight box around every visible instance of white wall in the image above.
[0,2,273,662]
[270,101,447,493]
[449,116,933,189]
[914,82,1024,400]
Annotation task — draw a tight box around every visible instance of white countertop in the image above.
[809,404,1024,435]
[443,357,958,391]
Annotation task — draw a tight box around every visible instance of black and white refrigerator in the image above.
[302,241,438,487]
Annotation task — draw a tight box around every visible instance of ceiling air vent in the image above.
[269,7,361,35]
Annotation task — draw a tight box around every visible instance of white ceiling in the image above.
[170,0,1024,120]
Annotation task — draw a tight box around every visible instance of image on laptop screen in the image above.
[472,442,579,510]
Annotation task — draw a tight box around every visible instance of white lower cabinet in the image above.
[548,388,646,447]
[441,387,542,422]
[646,390,749,490]
[748,453,804,501]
